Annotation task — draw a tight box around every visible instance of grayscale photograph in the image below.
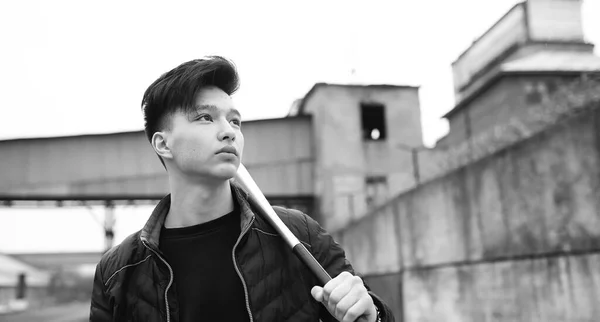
[1,0,599,321]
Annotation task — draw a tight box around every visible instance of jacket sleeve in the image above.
[90,261,113,322]
[303,214,395,322]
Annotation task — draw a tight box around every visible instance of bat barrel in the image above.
[235,164,332,286]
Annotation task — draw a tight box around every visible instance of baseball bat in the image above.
[234,163,332,286]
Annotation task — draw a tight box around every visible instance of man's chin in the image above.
[211,164,240,180]
[182,164,240,182]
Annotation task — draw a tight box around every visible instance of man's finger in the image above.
[311,286,325,302]
[327,279,353,307]
[331,286,362,320]
[323,271,353,300]
[343,296,374,322]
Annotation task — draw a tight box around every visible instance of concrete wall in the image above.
[420,76,598,187]
[402,111,600,267]
[443,75,578,147]
[364,252,600,322]
[302,84,423,231]
[335,95,600,321]
[443,112,468,147]
[363,273,403,320]
[403,253,600,322]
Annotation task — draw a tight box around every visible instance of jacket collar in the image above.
[140,181,255,250]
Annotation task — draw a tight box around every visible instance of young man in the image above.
[90,56,394,322]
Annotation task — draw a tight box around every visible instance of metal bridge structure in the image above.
[0,116,315,252]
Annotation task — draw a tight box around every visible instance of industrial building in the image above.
[2,0,600,319]
[0,83,422,236]
[437,0,600,146]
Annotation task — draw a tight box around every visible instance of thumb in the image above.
[311,286,324,302]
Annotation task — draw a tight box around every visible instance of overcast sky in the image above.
[1,0,598,147]
[1,0,599,253]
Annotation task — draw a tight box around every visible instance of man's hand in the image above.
[310,271,377,322]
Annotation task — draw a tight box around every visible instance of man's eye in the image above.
[197,114,212,122]
[231,119,242,127]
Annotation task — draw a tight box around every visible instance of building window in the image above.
[525,82,542,104]
[365,176,388,208]
[361,103,387,140]
[545,80,558,95]
[525,80,559,104]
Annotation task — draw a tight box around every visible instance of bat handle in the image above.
[292,243,332,286]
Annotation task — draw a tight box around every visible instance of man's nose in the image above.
[217,119,236,141]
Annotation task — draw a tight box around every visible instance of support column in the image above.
[104,202,115,253]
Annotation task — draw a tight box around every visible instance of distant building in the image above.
[290,83,423,230]
[437,0,600,147]
[0,253,50,314]
[0,83,422,239]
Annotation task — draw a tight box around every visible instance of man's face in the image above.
[163,86,244,181]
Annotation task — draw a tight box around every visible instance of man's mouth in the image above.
[216,146,238,156]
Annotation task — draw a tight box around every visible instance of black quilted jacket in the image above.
[90,183,394,322]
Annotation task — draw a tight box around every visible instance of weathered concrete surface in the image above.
[363,273,403,320]
[337,86,600,320]
[341,105,600,271]
[403,253,600,322]
[341,202,402,275]
[427,75,594,179]
[446,76,568,147]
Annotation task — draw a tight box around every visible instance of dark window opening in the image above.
[16,273,26,299]
[526,90,542,104]
[365,176,388,208]
[361,103,387,140]
[525,83,542,104]
[546,80,558,95]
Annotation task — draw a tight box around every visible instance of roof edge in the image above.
[452,2,526,66]
[297,82,419,114]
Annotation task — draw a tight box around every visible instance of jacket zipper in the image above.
[142,239,174,322]
[232,216,255,322]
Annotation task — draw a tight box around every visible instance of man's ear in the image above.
[152,131,173,160]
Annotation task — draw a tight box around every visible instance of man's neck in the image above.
[165,175,235,229]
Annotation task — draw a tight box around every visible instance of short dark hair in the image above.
[141,56,240,143]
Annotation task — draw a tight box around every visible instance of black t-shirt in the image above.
[159,202,250,322]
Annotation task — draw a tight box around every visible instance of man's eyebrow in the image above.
[195,104,242,118]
